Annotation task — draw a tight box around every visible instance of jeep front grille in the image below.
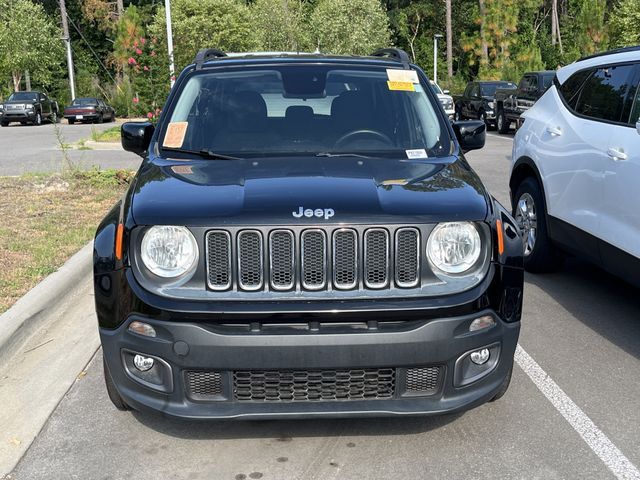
[205,226,421,293]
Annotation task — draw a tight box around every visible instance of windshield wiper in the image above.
[316,152,380,159]
[162,147,241,160]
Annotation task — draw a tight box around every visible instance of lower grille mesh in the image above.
[405,366,441,393]
[185,371,223,399]
[234,368,395,402]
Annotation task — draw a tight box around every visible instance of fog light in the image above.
[470,348,490,365]
[133,354,154,371]
[128,321,156,337]
[469,315,495,332]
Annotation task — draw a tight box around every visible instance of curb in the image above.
[0,241,93,363]
[83,140,123,151]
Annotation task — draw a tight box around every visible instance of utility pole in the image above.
[433,34,443,84]
[445,0,453,78]
[59,0,76,100]
[165,0,175,88]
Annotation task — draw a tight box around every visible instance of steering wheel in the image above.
[334,129,393,149]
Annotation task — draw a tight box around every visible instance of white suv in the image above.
[510,46,640,286]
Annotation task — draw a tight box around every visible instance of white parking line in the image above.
[486,133,514,141]
[515,345,640,480]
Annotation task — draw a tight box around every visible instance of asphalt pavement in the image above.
[5,132,640,480]
[0,120,140,176]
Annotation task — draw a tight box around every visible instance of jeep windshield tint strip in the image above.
[161,66,450,158]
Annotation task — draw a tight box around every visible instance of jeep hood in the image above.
[130,155,489,225]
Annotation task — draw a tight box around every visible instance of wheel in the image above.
[454,108,463,121]
[50,111,57,124]
[103,357,131,411]
[68,119,75,125]
[479,110,490,128]
[512,177,561,272]
[490,366,512,402]
[496,110,509,134]
[33,111,42,126]
[0,121,8,127]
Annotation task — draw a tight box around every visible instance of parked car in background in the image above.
[0,91,59,126]
[63,97,116,124]
[510,46,640,287]
[94,47,524,420]
[454,81,516,128]
[429,80,454,119]
[494,71,556,134]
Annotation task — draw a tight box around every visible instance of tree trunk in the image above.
[551,0,557,45]
[446,0,453,77]
[12,72,22,92]
[116,0,124,17]
[479,0,488,66]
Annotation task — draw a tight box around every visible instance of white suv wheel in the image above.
[515,193,537,256]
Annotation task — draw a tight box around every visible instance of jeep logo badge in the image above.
[292,206,335,220]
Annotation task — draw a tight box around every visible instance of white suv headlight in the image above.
[427,222,482,274]
[141,226,198,278]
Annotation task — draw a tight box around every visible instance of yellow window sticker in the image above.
[387,81,415,92]
[386,69,419,84]
[163,122,188,148]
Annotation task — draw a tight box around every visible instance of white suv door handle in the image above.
[546,126,562,136]
[607,147,628,161]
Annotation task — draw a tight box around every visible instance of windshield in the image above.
[429,82,443,95]
[161,65,450,158]
[480,83,516,96]
[72,98,98,106]
[8,92,38,102]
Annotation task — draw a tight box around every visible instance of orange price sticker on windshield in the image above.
[163,122,188,148]
[387,81,415,92]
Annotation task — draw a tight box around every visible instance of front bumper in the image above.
[101,308,519,419]
[0,110,35,121]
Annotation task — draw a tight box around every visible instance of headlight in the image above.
[427,222,482,274]
[488,101,495,109]
[140,226,198,278]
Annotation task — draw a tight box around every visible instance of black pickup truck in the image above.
[494,71,556,133]
[453,81,516,128]
[0,91,59,126]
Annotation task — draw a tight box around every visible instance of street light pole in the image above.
[59,0,76,100]
[433,34,443,84]
[165,0,175,88]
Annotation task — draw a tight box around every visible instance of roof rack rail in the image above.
[576,45,640,63]
[370,48,411,70]
[194,48,227,70]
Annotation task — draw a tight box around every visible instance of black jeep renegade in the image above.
[94,48,524,419]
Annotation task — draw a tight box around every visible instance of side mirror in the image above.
[443,89,450,95]
[453,120,486,152]
[121,122,154,157]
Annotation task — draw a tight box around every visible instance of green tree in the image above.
[251,0,310,52]
[310,0,391,55]
[0,0,64,91]
[608,0,640,48]
[150,0,258,71]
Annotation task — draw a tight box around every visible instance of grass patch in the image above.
[0,169,134,314]
[91,126,121,143]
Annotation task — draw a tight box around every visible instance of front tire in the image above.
[454,108,463,122]
[490,367,512,402]
[513,177,561,272]
[33,111,42,126]
[0,122,8,127]
[497,110,509,134]
[103,357,131,411]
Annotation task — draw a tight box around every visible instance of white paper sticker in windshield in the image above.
[406,149,428,159]
[387,69,419,84]
[163,122,188,148]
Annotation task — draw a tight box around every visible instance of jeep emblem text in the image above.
[292,206,335,220]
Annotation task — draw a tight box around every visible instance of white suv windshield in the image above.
[162,65,450,157]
